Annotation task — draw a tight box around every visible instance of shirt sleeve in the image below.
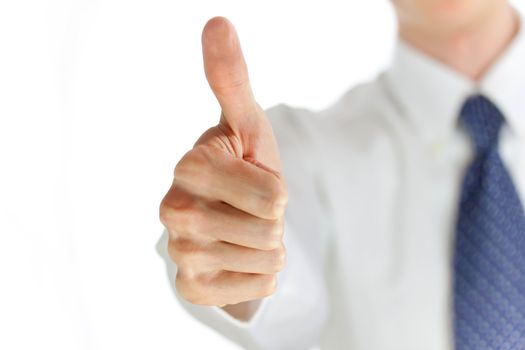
[157,104,332,349]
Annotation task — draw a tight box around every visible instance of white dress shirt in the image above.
[160,12,525,350]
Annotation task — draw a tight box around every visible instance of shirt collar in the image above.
[384,10,525,145]
[481,14,525,138]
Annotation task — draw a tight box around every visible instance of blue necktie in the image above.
[453,95,525,349]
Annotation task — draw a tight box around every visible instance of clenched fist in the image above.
[159,17,288,309]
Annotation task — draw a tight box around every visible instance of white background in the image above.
[3,1,520,349]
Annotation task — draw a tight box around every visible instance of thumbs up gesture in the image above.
[160,17,288,307]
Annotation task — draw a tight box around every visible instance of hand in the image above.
[160,17,288,307]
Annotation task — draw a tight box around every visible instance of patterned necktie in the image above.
[453,95,525,349]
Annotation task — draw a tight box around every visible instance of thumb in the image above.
[202,17,260,131]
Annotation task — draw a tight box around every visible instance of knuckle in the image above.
[159,197,174,226]
[174,272,194,301]
[174,149,200,181]
[269,245,287,273]
[168,238,201,269]
[172,253,192,274]
[261,220,284,250]
[267,245,286,274]
[175,273,204,305]
[259,275,278,298]
[264,177,288,219]
[183,290,210,305]
[175,207,202,233]
[167,238,180,262]
[170,236,196,255]
[169,238,218,282]
[182,293,205,305]
[174,147,213,189]
[159,185,193,225]
[161,199,203,235]
[159,204,178,228]
[175,272,216,306]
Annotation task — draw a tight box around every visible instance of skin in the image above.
[393,0,519,80]
[160,18,287,319]
[160,0,519,321]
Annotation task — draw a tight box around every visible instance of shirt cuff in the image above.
[210,294,272,329]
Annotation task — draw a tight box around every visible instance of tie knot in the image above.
[459,95,504,153]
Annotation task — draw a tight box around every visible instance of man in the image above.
[159,0,525,348]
